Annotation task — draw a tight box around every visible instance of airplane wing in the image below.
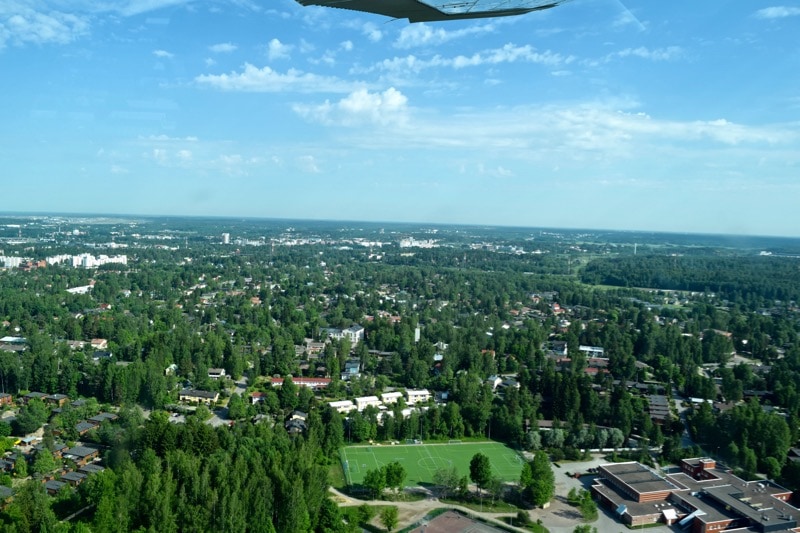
[295,0,565,23]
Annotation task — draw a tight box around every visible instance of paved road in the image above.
[672,389,695,449]
[207,377,249,427]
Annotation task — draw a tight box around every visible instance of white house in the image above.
[579,345,605,357]
[329,400,356,414]
[405,389,431,404]
[355,396,381,411]
[381,392,403,404]
[208,368,226,380]
[325,324,365,346]
[486,375,503,390]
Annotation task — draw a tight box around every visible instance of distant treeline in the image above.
[580,255,800,304]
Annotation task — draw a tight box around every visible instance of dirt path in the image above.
[328,487,529,532]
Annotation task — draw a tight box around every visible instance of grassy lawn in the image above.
[329,461,348,490]
[501,516,549,533]
[341,441,523,487]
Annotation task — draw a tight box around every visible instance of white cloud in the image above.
[0,4,89,49]
[361,22,382,43]
[142,134,198,141]
[204,57,216,67]
[153,49,174,58]
[195,63,362,93]
[116,0,195,17]
[297,155,320,173]
[394,22,495,49]
[359,44,572,77]
[293,87,409,127]
[340,40,353,51]
[209,42,237,53]
[611,46,683,62]
[478,164,514,178]
[211,153,262,176]
[612,9,646,31]
[755,6,800,19]
[267,38,292,61]
[291,97,796,164]
[309,49,336,66]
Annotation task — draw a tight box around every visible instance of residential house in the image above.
[61,471,87,487]
[285,418,306,435]
[499,378,521,391]
[208,368,226,380]
[0,393,11,406]
[45,394,69,407]
[92,351,113,362]
[285,410,308,435]
[406,389,431,404]
[381,392,403,404]
[34,441,69,459]
[78,463,105,476]
[355,396,381,411]
[88,412,119,425]
[75,422,96,436]
[342,324,365,345]
[289,410,307,422]
[250,391,265,405]
[324,324,365,346]
[579,345,605,358]
[486,376,503,391]
[63,446,100,466]
[22,391,47,404]
[340,360,361,381]
[90,339,108,350]
[269,377,331,390]
[328,400,356,414]
[178,389,219,405]
[304,339,326,357]
[45,480,67,495]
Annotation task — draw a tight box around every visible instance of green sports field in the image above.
[340,441,523,487]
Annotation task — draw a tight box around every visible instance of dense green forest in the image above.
[581,255,800,306]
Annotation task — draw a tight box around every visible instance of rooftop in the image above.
[601,462,679,495]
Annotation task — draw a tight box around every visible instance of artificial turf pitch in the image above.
[340,441,524,487]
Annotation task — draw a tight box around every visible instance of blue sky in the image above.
[1,1,799,236]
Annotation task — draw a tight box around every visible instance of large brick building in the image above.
[593,458,799,532]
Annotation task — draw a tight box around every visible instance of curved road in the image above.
[328,487,529,532]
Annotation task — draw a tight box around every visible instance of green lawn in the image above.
[341,441,524,487]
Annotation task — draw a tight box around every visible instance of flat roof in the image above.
[601,462,679,494]
[593,478,677,519]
